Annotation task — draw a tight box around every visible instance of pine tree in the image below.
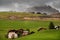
[49,22,55,29]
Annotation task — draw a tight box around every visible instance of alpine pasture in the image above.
[0,12,60,40]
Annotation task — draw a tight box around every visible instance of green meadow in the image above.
[0,12,60,40]
[0,19,60,40]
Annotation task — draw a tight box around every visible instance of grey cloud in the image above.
[0,0,56,6]
[52,1,60,8]
[0,0,60,12]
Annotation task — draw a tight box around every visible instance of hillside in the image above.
[0,12,45,20]
[0,12,60,20]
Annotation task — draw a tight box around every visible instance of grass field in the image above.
[0,19,60,40]
[0,12,60,40]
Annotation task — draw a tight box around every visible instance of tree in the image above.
[31,12,35,14]
[43,13,47,15]
[37,12,41,14]
[49,22,55,29]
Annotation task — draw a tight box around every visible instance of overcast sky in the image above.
[0,0,60,12]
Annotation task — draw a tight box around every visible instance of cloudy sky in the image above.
[0,0,60,12]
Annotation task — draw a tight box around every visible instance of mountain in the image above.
[27,5,59,14]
